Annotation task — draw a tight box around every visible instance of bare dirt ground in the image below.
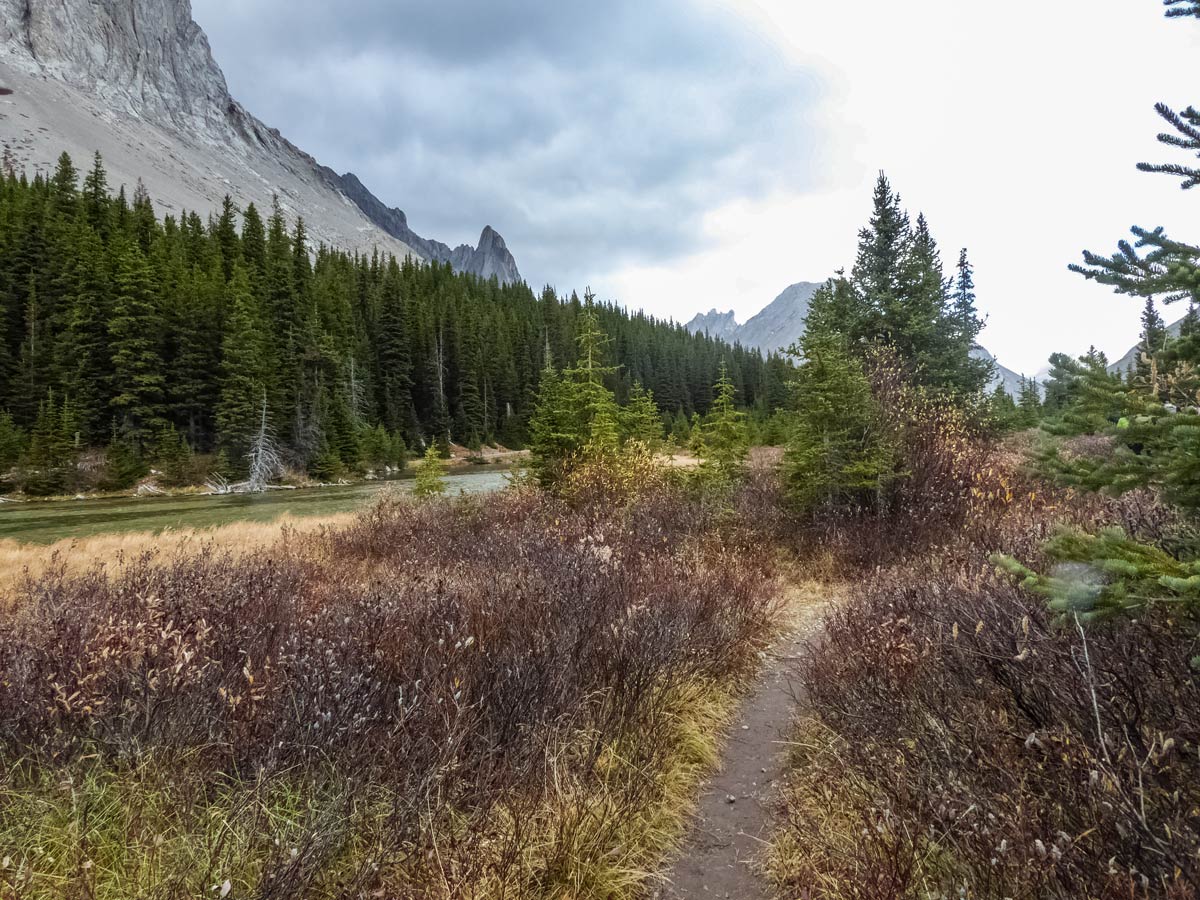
[652,587,829,899]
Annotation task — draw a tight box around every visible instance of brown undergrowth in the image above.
[770,453,1200,898]
[0,477,780,899]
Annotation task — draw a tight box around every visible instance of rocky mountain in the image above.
[737,282,823,355]
[331,172,521,284]
[0,0,520,283]
[971,347,1027,397]
[685,309,740,343]
[687,281,1031,396]
[686,282,822,356]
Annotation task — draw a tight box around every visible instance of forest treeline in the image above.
[0,152,786,489]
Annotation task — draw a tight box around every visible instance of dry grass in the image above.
[0,513,355,603]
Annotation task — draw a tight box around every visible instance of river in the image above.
[0,467,515,544]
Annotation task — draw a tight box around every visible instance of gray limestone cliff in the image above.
[684,309,739,343]
[0,0,520,281]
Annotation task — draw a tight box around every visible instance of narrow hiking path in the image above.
[652,590,828,900]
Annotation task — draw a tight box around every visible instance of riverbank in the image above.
[0,466,517,545]
[0,447,530,505]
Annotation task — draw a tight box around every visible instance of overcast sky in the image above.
[191,0,1198,375]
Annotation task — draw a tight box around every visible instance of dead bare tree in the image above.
[203,393,283,495]
[245,391,283,492]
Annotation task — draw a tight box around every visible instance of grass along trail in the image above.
[652,583,830,899]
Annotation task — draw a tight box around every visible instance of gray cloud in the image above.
[191,0,826,292]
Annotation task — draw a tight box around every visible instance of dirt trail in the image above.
[652,594,826,899]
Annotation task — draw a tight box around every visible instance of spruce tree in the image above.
[23,391,79,495]
[563,298,621,457]
[837,177,991,396]
[108,238,166,448]
[527,353,581,486]
[851,173,910,337]
[213,195,240,282]
[58,224,111,441]
[622,381,663,450]
[375,260,416,439]
[47,153,79,218]
[988,383,1019,430]
[81,152,110,237]
[1136,296,1168,388]
[784,328,894,514]
[216,265,269,467]
[240,202,267,278]
[1071,5,1199,307]
[1042,350,1132,436]
[699,362,749,482]
[16,278,51,426]
[1016,377,1044,428]
[412,442,447,498]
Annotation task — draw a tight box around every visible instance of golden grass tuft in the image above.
[766,716,889,899]
[0,514,355,604]
[439,678,741,900]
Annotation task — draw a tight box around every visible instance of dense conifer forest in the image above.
[0,151,784,488]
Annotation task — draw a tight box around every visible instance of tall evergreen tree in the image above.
[852,173,911,335]
[564,298,621,457]
[784,328,894,514]
[622,381,663,450]
[1137,296,1168,387]
[527,351,580,486]
[81,152,110,237]
[699,362,749,482]
[216,266,270,466]
[58,225,112,441]
[108,238,166,447]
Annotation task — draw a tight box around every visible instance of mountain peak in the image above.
[685,280,1029,397]
[685,285,822,354]
[478,225,507,251]
[331,172,522,285]
[686,309,739,342]
[0,0,522,283]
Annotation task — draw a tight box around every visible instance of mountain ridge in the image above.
[330,171,521,284]
[686,282,823,356]
[0,0,521,283]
